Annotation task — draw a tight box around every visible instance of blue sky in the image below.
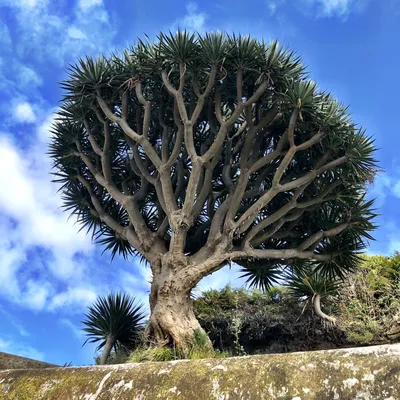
[0,0,399,366]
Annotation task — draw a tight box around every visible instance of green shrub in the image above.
[128,346,176,363]
[194,254,400,354]
[127,344,230,363]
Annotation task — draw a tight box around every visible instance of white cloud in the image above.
[49,287,97,311]
[392,180,400,198]
[363,171,400,210]
[25,280,53,310]
[20,0,38,7]
[0,22,12,50]
[381,222,400,256]
[0,136,91,251]
[0,0,115,66]
[0,231,25,300]
[303,0,369,18]
[172,2,207,32]
[13,102,36,123]
[0,337,45,361]
[68,26,87,40]
[37,110,57,143]
[78,0,103,11]
[314,0,351,16]
[0,115,94,311]
[120,267,152,292]
[17,65,43,88]
[119,267,152,313]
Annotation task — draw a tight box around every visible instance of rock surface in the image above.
[1,344,399,399]
[0,352,57,371]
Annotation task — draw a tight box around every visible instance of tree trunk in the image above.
[313,293,337,324]
[99,335,115,365]
[147,259,212,356]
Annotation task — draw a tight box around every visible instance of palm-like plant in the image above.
[82,292,146,364]
[285,264,341,323]
[51,31,378,351]
[240,261,341,323]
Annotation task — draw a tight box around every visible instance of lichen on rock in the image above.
[0,344,399,399]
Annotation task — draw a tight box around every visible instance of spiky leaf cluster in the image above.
[51,31,377,279]
[82,293,145,351]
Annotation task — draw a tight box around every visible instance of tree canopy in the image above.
[50,31,377,290]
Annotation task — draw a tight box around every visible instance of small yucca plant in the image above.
[286,265,341,323]
[82,292,146,364]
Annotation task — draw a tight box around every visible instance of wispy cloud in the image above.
[0,0,116,66]
[49,287,97,311]
[172,2,207,32]
[0,337,45,361]
[78,0,103,11]
[59,318,85,341]
[268,0,369,19]
[13,102,36,123]
[303,0,369,18]
[0,22,12,49]
[17,65,43,88]
[0,306,29,337]
[0,0,121,318]
[267,0,286,15]
[67,26,88,41]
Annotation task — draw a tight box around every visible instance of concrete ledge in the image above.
[1,344,399,399]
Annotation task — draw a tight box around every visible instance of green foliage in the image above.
[126,320,230,363]
[337,253,400,345]
[286,265,341,299]
[127,344,230,363]
[193,328,209,348]
[193,285,328,355]
[51,31,377,277]
[195,254,400,354]
[128,346,176,363]
[239,261,281,292]
[82,292,146,354]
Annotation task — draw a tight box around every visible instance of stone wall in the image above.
[0,352,57,371]
[1,344,399,399]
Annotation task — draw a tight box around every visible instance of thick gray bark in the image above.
[147,259,212,354]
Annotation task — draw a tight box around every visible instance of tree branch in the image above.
[230,247,337,262]
[296,222,350,252]
[235,154,347,234]
[96,91,162,169]
[135,81,151,138]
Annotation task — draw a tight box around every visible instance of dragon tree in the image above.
[50,32,377,353]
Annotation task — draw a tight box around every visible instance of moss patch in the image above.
[1,344,400,399]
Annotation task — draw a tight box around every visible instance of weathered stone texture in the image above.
[0,344,399,399]
[0,352,57,371]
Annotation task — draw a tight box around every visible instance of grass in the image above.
[127,329,231,363]
[127,345,231,363]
